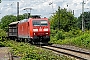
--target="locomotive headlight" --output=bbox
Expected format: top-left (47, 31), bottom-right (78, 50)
top-left (46, 33), bottom-right (48, 34)
top-left (44, 28), bottom-right (48, 31)
top-left (34, 33), bottom-right (36, 35)
top-left (33, 29), bottom-right (38, 32)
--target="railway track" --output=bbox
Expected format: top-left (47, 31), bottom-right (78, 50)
top-left (39, 45), bottom-right (90, 60)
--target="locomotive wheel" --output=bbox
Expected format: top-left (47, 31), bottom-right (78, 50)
top-left (27, 38), bottom-right (31, 43)
top-left (16, 38), bottom-right (20, 42)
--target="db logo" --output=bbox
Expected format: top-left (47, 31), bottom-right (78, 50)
top-left (39, 29), bottom-right (42, 31)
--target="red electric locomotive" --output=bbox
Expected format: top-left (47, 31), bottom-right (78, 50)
top-left (8, 15), bottom-right (50, 44)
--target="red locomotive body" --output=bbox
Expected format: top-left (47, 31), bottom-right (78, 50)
top-left (18, 19), bottom-right (29, 38)
top-left (8, 16), bottom-right (50, 44)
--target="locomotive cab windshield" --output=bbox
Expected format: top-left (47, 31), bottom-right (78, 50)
top-left (33, 20), bottom-right (48, 26)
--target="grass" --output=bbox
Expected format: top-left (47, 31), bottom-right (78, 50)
top-left (50, 29), bottom-right (90, 50)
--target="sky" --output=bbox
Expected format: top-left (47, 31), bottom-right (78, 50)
top-left (0, 0), bottom-right (90, 19)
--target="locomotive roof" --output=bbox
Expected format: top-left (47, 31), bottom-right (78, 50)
top-left (31, 15), bottom-right (41, 18)
top-left (9, 21), bottom-right (19, 25)
top-left (19, 19), bottom-right (28, 23)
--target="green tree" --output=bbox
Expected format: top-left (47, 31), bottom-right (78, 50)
top-left (0, 14), bottom-right (27, 31)
top-left (0, 15), bottom-right (17, 31)
top-left (18, 14), bottom-right (26, 20)
top-left (78, 12), bottom-right (90, 30)
top-left (50, 7), bottom-right (77, 31)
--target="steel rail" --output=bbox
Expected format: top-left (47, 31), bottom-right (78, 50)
top-left (50, 45), bottom-right (90, 55)
top-left (41, 46), bottom-right (90, 60)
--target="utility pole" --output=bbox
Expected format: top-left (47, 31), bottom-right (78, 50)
top-left (17, 2), bottom-right (19, 21)
top-left (58, 6), bottom-right (60, 30)
top-left (73, 10), bottom-right (74, 15)
top-left (82, 0), bottom-right (85, 32)
top-left (0, 0), bottom-right (1, 3)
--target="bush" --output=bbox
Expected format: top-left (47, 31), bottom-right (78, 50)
top-left (0, 42), bottom-right (5, 47)
top-left (72, 33), bottom-right (90, 48)
top-left (0, 40), bottom-right (74, 60)
top-left (56, 31), bottom-right (65, 40)
top-left (50, 29), bottom-right (90, 50)
top-left (50, 29), bottom-right (57, 36)
top-left (64, 29), bottom-right (82, 39)
top-left (0, 29), bottom-right (6, 37)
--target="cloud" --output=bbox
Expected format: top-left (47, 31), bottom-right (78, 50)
top-left (3, 0), bottom-right (20, 1)
top-left (0, 0), bottom-right (90, 19)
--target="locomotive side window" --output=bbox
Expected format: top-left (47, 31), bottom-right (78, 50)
top-left (33, 20), bottom-right (48, 26)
